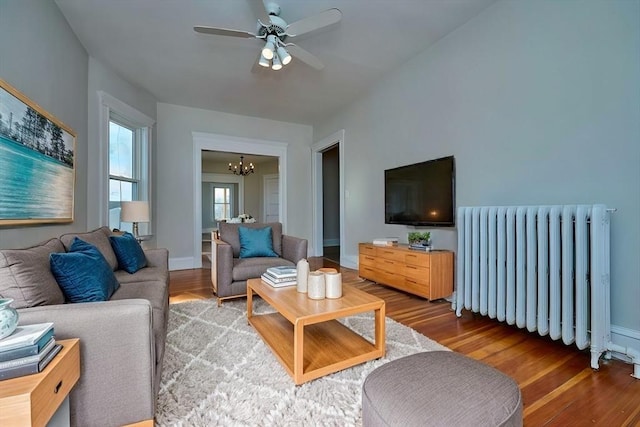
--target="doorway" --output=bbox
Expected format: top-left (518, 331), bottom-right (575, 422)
top-left (312, 129), bottom-right (345, 264)
top-left (322, 146), bottom-right (340, 262)
top-left (192, 132), bottom-right (288, 269)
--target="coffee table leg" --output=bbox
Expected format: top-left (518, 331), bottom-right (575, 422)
top-left (375, 304), bottom-right (386, 355)
top-left (293, 321), bottom-right (304, 384)
top-left (247, 285), bottom-right (253, 324)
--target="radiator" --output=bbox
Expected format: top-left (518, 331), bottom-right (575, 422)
top-left (454, 205), bottom-right (639, 378)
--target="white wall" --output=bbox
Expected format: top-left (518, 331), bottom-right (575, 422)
top-left (0, 0), bottom-right (89, 249)
top-left (156, 103), bottom-right (312, 268)
top-left (314, 1), bottom-right (639, 339)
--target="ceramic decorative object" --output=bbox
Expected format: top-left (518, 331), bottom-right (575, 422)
top-left (325, 272), bottom-right (342, 299)
top-left (296, 259), bottom-right (309, 293)
top-left (0, 298), bottom-right (19, 340)
top-left (307, 271), bottom-right (326, 300)
top-left (317, 267), bottom-right (338, 274)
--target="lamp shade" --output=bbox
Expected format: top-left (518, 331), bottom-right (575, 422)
top-left (121, 201), bottom-right (150, 223)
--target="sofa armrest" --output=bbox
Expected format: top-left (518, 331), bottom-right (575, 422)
top-left (282, 235), bottom-right (308, 264)
top-left (144, 247), bottom-right (169, 269)
top-left (211, 238), bottom-right (233, 297)
top-left (17, 300), bottom-right (155, 426)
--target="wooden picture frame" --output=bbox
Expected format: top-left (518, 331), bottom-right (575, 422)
top-left (0, 78), bottom-right (76, 225)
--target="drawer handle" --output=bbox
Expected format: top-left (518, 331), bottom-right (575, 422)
top-left (407, 265), bottom-right (417, 270)
top-left (54, 380), bottom-right (63, 394)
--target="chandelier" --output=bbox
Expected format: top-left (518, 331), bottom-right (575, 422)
top-left (228, 155), bottom-right (255, 176)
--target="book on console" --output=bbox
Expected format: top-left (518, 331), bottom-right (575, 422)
top-left (372, 237), bottom-right (399, 246)
top-left (0, 337), bottom-right (56, 370)
top-left (0, 343), bottom-right (63, 381)
top-left (0, 322), bottom-right (54, 353)
top-left (0, 329), bottom-right (55, 363)
top-left (265, 266), bottom-right (298, 278)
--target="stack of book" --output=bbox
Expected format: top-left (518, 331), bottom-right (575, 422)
top-left (261, 266), bottom-right (297, 288)
top-left (0, 322), bottom-right (62, 381)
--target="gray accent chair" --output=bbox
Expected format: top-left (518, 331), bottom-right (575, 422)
top-left (211, 222), bottom-right (307, 305)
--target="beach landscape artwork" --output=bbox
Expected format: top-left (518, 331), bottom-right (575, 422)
top-left (0, 79), bottom-right (76, 225)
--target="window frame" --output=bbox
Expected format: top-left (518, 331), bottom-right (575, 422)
top-left (98, 91), bottom-right (154, 234)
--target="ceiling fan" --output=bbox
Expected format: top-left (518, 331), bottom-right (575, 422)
top-left (194, 0), bottom-right (342, 71)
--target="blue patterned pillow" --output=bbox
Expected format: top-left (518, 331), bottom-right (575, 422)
top-left (238, 226), bottom-right (278, 258)
top-left (50, 238), bottom-right (120, 303)
top-left (109, 232), bottom-right (147, 274)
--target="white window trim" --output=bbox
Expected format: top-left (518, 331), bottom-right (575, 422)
top-left (98, 91), bottom-right (155, 231)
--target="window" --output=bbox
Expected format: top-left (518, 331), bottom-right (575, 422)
top-left (213, 185), bottom-right (234, 220)
top-left (100, 92), bottom-right (154, 234)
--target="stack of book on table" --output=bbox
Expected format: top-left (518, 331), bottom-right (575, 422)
top-left (261, 266), bottom-right (297, 288)
top-left (0, 322), bottom-right (62, 381)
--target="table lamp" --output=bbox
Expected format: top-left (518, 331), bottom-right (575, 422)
top-left (120, 201), bottom-right (150, 239)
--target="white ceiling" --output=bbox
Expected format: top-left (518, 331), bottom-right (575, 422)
top-left (54, 0), bottom-right (496, 125)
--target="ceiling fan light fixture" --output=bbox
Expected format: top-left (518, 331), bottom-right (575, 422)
top-left (276, 45), bottom-right (291, 65)
top-left (262, 35), bottom-right (276, 60)
top-left (258, 53), bottom-right (270, 67)
top-left (271, 52), bottom-right (283, 70)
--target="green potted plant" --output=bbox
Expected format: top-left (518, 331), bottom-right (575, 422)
top-left (408, 231), bottom-right (432, 247)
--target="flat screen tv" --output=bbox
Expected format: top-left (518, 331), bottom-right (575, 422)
top-left (384, 155), bottom-right (455, 227)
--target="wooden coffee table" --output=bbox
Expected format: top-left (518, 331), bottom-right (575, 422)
top-left (247, 278), bottom-right (386, 385)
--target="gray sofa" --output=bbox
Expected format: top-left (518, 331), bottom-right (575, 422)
top-left (211, 222), bottom-right (307, 304)
top-left (0, 226), bottom-right (168, 427)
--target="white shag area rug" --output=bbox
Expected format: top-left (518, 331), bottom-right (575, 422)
top-left (156, 298), bottom-right (449, 426)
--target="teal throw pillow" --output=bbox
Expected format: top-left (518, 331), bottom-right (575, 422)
top-left (50, 237), bottom-right (120, 303)
top-left (238, 226), bottom-right (278, 258)
top-left (109, 232), bottom-right (147, 274)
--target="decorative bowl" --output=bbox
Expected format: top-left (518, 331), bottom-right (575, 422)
top-left (0, 298), bottom-right (19, 340)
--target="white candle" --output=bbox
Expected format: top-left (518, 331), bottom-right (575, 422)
top-left (296, 259), bottom-right (309, 293)
top-left (307, 271), bottom-right (326, 300)
top-left (325, 272), bottom-right (342, 299)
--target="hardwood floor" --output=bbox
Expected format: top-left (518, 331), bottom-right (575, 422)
top-left (169, 259), bottom-right (640, 426)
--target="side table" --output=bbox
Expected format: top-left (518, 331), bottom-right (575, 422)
top-left (0, 338), bottom-right (80, 427)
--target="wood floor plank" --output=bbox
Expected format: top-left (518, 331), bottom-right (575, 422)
top-left (168, 259), bottom-right (640, 426)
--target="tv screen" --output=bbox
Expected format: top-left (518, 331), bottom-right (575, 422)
top-left (384, 156), bottom-right (455, 226)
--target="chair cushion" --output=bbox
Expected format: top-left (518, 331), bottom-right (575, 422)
top-left (219, 222), bottom-right (283, 257)
top-left (238, 226), bottom-right (278, 258)
top-left (0, 238), bottom-right (66, 309)
top-left (50, 238), bottom-right (120, 303)
top-left (110, 232), bottom-right (147, 273)
top-left (232, 257), bottom-right (295, 281)
top-left (60, 227), bottom-right (118, 271)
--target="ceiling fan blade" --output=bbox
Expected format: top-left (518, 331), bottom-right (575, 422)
top-left (285, 43), bottom-right (324, 70)
top-left (194, 26), bottom-right (256, 39)
top-left (249, 0), bottom-right (272, 26)
top-left (285, 8), bottom-right (342, 38)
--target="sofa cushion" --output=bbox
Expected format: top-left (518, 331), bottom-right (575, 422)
top-left (0, 238), bottom-right (66, 309)
top-left (238, 226), bottom-right (278, 258)
top-left (50, 238), bottom-right (120, 303)
top-left (110, 280), bottom-right (169, 370)
top-left (232, 257), bottom-right (295, 281)
top-left (115, 265), bottom-right (168, 284)
top-left (219, 222), bottom-right (283, 257)
top-left (110, 232), bottom-right (147, 273)
top-left (60, 227), bottom-right (118, 271)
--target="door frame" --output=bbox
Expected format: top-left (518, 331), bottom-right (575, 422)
top-left (311, 129), bottom-right (345, 261)
top-left (193, 132), bottom-right (288, 268)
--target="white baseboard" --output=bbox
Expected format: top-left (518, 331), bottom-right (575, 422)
top-left (610, 324), bottom-right (640, 363)
top-left (169, 256), bottom-right (197, 271)
top-left (323, 238), bottom-right (340, 247)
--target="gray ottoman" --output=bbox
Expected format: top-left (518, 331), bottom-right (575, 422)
top-left (362, 351), bottom-right (523, 427)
